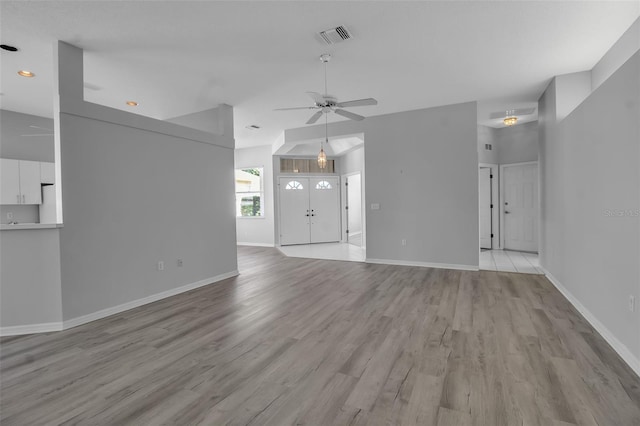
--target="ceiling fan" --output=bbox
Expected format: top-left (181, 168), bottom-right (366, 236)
top-left (275, 54), bottom-right (378, 124)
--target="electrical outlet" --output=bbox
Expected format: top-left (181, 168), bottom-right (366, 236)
top-left (401, 239), bottom-right (407, 246)
top-left (157, 261), bottom-right (164, 271)
top-left (177, 259), bottom-right (183, 267)
top-left (6, 212), bottom-right (13, 221)
top-left (629, 295), bottom-right (635, 312)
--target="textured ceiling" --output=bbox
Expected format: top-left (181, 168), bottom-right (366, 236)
top-left (1, 1), bottom-right (638, 148)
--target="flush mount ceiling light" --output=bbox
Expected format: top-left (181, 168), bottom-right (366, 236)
top-left (126, 101), bottom-right (138, 107)
top-left (17, 70), bottom-right (35, 77)
top-left (503, 116), bottom-right (517, 126)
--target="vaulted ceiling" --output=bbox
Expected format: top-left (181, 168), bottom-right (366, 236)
top-left (1, 1), bottom-right (638, 148)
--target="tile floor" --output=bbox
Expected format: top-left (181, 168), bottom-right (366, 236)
top-left (278, 243), bottom-right (542, 275)
top-left (278, 242), bottom-right (366, 263)
top-left (480, 249), bottom-right (543, 274)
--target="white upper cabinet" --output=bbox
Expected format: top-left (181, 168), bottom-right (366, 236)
top-left (0, 158), bottom-right (42, 205)
top-left (1, 158), bottom-right (21, 205)
top-left (40, 162), bottom-right (55, 184)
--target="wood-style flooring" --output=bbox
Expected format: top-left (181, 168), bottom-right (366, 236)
top-left (2, 246), bottom-right (640, 425)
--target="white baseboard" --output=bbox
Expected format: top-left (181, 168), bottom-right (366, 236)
top-left (0, 271), bottom-right (239, 337)
top-left (63, 270), bottom-right (239, 330)
top-left (366, 258), bottom-right (479, 271)
top-left (542, 267), bottom-right (640, 377)
top-left (0, 322), bottom-right (63, 337)
top-left (237, 242), bottom-right (274, 247)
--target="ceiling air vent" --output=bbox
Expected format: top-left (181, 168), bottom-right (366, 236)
top-left (319, 26), bottom-right (352, 45)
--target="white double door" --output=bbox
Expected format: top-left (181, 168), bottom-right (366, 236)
top-left (279, 176), bottom-right (341, 245)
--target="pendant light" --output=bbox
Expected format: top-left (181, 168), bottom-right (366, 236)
top-left (318, 113), bottom-right (328, 169)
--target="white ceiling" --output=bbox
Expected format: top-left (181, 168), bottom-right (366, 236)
top-left (1, 1), bottom-right (638, 149)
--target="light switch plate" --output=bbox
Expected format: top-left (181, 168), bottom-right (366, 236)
top-left (371, 203), bottom-right (380, 210)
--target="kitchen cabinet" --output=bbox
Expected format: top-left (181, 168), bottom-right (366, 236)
top-left (0, 158), bottom-right (42, 205)
top-left (40, 162), bottom-right (55, 184)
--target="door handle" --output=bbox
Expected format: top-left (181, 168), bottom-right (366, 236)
top-left (505, 211), bottom-right (511, 214)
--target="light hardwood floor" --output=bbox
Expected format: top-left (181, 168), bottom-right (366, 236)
top-left (2, 246), bottom-right (639, 425)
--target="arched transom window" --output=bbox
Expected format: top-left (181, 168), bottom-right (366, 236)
top-left (315, 180), bottom-right (332, 190)
top-left (285, 180), bottom-right (304, 190)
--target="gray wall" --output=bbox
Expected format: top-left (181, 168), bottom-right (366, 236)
top-left (494, 121), bottom-right (538, 164)
top-left (478, 122), bottom-right (538, 165)
top-left (58, 113), bottom-right (238, 320)
top-left (365, 103), bottom-right (478, 267)
top-left (0, 109), bottom-right (54, 162)
top-left (539, 51), bottom-right (640, 359)
top-left (0, 229), bottom-right (63, 326)
top-left (285, 102), bottom-right (479, 268)
top-left (477, 125), bottom-right (498, 164)
top-left (591, 17), bottom-right (639, 91)
top-left (339, 146), bottom-right (365, 176)
top-left (235, 145), bottom-right (275, 246)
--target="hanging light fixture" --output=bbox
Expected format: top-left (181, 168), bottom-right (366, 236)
top-left (318, 113), bottom-right (328, 169)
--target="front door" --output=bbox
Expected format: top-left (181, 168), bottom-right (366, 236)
top-left (503, 163), bottom-right (538, 252)
top-left (279, 177), bottom-right (311, 245)
top-left (309, 177), bottom-right (341, 243)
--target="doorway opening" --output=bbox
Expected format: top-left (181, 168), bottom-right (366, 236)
top-left (343, 172), bottom-right (363, 248)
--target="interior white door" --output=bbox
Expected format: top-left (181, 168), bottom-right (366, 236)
top-left (479, 167), bottom-right (492, 249)
top-left (346, 174), bottom-right (363, 246)
top-left (309, 177), bottom-right (341, 243)
top-left (503, 163), bottom-right (538, 252)
top-left (279, 177), bottom-right (311, 245)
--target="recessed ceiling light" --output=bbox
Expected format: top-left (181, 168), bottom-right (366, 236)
top-left (18, 70), bottom-right (35, 78)
top-left (1, 44), bottom-right (18, 52)
top-left (126, 101), bottom-right (138, 107)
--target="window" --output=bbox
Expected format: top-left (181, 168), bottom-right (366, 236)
top-left (285, 180), bottom-right (304, 190)
top-left (235, 168), bottom-right (264, 217)
top-left (315, 180), bottom-right (332, 190)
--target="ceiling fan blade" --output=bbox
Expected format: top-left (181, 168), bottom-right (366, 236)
top-left (306, 91), bottom-right (326, 105)
top-left (334, 109), bottom-right (365, 121)
top-left (274, 106), bottom-right (317, 111)
top-left (336, 98), bottom-right (378, 108)
top-left (306, 111), bottom-right (323, 125)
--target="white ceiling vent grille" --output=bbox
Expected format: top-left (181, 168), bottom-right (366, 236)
top-left (319, 26), bottom-right (352, 45)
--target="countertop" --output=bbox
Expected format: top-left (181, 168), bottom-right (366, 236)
top-left (0, 223), bottom-right (63, 231)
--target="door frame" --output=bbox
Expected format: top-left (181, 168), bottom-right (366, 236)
top-left (479, 163), bottom-right (500, 250)
top-left (499, 161), bottom-right (539, 251)
top-left (341, 171), bottom-right (365, 247)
